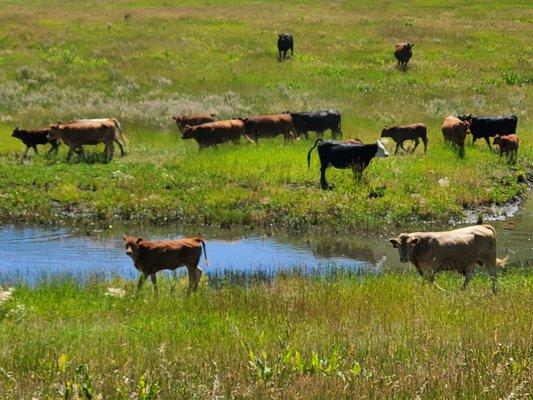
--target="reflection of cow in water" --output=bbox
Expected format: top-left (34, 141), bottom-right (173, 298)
top-left (310, 241), bottom-right (377, 266)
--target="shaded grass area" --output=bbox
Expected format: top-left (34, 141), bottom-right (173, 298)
top-left (0, 0), bottom-right (531, 229)
top-left (0, 271), bottom-right (531, 398)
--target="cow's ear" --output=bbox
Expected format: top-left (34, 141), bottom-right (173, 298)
top-left (15, 126), bottom-right (19, 132)
top-left (388, 238), bottom-right (399, 248)
top-left (122, 235), bottom-right (127, 241)
top-left (409, 237), bottom-right (420, 245)
top-left (410, 43), bottom-right (414, 47)
top-left (136, 237), bottom-right (143, 244)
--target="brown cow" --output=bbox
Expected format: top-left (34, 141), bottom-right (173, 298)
top-left (60, 118), bottom-right (127, 156)
top-left (182, 119), bottom-right (251, 149)
top-left (48, 121), bottom-right (116, 162)
top-left (389, 225), bottom-right (507, 294)
top-left (493, 134), bottom-right (519, 162)
top-left (394, 42), bottom-right (413, 68)
top-left (11, 127), bottom-right (60, 159)
top-left (173, 113), bottom-right (219, 133)
top-left (381, 123), bottom-right (427, 154)
top-left (123, 235), bottom-right (208, 294)
top-left (240, 114), bottom-right (296, 142)
top-left (442, 115), bottom-right (470, 156)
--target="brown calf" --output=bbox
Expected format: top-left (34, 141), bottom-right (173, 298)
top-left (123, 235), bottom-right (208, 294)
top-left (48, 121), bottom-right (116, 162)
top-left (182, 119), bottom-right (250, 149)
top-left (11, 127), bottom-right (59, 159)
top-left (493, 134), bottom-right (519, 162)
top-left (394, 42), bottom-right (413, 68)
top-left (381, 123), bottom-right (427, 154)
top-left (240, 114), bottom-right (296, 142)
top-left (173, 113), bottom-right (218, 133)
top-left (442, 115), bottom-right (470, 156)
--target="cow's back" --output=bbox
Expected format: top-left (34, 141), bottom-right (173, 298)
top-left (136, 238), bottom-right (202, 273)
top-left (55, 122), bottom-right (115, 145)
top-left (413, 225), bottom-right (497, 271)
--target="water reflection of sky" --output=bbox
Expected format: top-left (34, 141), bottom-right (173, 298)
top-left (0, 194), bottom-right (530, 285)
top-left (0, 228), bottom-right (372, 285)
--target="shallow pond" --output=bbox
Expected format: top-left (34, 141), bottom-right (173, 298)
top-left (0, 193), bottom-right (531, 285)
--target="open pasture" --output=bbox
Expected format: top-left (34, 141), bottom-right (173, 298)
top-left (0, 0), bottom-right (531, 229)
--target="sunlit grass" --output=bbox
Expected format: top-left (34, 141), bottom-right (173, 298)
top-left (0, 270), bottom-right (531, 398)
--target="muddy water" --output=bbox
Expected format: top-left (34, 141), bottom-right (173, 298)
top-left (0, 194), bottom-right (531, 285)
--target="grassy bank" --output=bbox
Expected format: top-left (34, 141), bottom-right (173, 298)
top-left (0, 0), bottom-right (531, 229)
top-left (0, 271), bottom-right (531, 399)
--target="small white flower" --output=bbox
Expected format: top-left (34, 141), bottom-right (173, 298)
top-left (105, 287), bottom-right (126, 298)
top-left (438, 178), bottom-right (450, 187)
top-left (0, 287), bottom-right (14, 304)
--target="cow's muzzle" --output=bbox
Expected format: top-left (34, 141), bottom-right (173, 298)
top-left (400, 257), bottom-right (408, 263)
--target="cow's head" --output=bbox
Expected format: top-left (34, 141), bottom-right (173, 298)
top-left (493, 134), bottom-right (502, 146)
top-left (181, 125), bottom-right (195, 139)
top-left (380, 127), bottom-right (392, 138)
top-left (210, 112), bottom-right (218, 118)
top-left (376, 140), bottom-right (389, 158)
top-left (459, 119), bottom-right (471, 134)
top-left (457, 114), bottom-right (472, 123)
top-left (11, 127), bottom-right (21, 138)
top-left (389, 233), bottom-right (420, 263)
top-left (47, 124), bottom-right (61, 141)
top-left (172, 116), bottom-right (182, 122)
top-left (123, 235), bottom-right (143, 260)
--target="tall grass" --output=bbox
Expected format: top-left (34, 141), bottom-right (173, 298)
top-left (0, 271), bottom-right (531, 398)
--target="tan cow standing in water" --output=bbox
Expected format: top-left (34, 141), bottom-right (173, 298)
top-left (389, 225), bottom-right (507, 293)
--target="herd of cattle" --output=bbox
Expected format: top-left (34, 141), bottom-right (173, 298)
top-left (10, 109), bottom-right (520, 190)
top-left (6, 37), bottom-right (521, 295)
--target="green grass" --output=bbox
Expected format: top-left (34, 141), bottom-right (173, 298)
top-left (0, 271), bottom-right (531, 399)
top-left (0, 0), bottom-right (531, 229)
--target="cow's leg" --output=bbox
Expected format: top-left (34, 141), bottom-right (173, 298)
top-left (394, 142), bottom-right (400, 155)
top-left (150, 273), bottom-right (158, 296)
top-left (22, 146), bottom-right (30, 159)
top-left (422, 137), bottom-right (428, 153)
top-left (48, 143), bottom-right (57, 154)
top-left (32, 145), bottom-right (39, 155)
top-left (412, 138), bottom-right (420, 153)
top-left (320, 165), bottom-right (329, 190)
top-left (187, 265), bottom-right (203, 293)
top-left (484, 136), bottom-right (492, 149)
top-left (462, 270), bottom-right (474, 290)
top-left (136, 273), bottom-right (148, 297)
top-left (399, 140), bottom-right (408, 153)
top-left (278, 49), bottom-right (282, 59)
top-left (291, 46), bottom-right (294, 56)
top-left (66, 146), bottom-right (75, 162)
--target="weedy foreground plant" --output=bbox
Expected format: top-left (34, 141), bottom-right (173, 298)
top-left (0, 272), bottom-right (531, 399)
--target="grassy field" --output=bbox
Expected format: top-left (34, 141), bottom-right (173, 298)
top-left (0, 272), bottom-right (531, 399)
top-left (0, 0), bottom-right (531, 230)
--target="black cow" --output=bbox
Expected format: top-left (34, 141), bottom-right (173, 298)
top-left (11, 127), bottom-right (60, 159)
top-left (277, 33), bottom-right (293, 59)
top-left (457, 115), bottom-right (517, 148)
top-left (307, 139), bottom-right (389, 190)
top-left (289, 109), bottom-right (342, 139)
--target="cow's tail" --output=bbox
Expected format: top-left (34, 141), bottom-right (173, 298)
top-left (199, 238), bottom-right (209, 266)
top-left (496, 256), bottom-right (508, 269)
top-left (114, 119), bottom-right (128, 145)
top-left (307, 139), bottom-right (323, 168)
